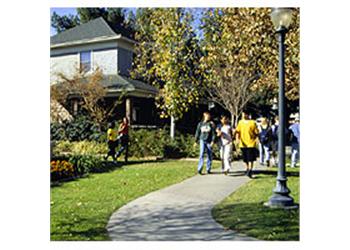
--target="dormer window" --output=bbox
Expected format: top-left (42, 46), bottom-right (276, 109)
top-left (80, 51), bottom-right (91, 72)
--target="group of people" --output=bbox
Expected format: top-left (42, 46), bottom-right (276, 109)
top-left (194, 110), bottom-right (300, 178)
top-left (258, 115), bottom-right (300, 169)
top-left (104, 117), bottom-right (129, 163)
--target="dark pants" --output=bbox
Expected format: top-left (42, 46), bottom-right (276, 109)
top-left (116, 134), bottom-right (129, 163)
top-left (106, 140), bottom-right (117, 160)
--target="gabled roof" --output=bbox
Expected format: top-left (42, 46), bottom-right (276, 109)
top-left (102, 74), bottom-right (158, 97)
top-left (50, 17), bottom-right (134, 46)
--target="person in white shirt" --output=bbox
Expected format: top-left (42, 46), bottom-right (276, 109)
top-left (216, 116), bottom-right (234, 175)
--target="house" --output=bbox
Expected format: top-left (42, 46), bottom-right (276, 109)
top-left (50, 17), bottom-right (159, 126)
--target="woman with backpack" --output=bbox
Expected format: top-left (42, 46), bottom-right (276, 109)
top-left (258, 117), bottom-right (272, 167)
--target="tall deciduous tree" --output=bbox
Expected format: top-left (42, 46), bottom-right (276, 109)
top-left (199, 8), bottom-right (299, 125)
top-left (131, 8), bottom-right (201, 137)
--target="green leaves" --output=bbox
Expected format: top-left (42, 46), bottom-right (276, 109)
top-left (131, 8), bottom-right (201, 119)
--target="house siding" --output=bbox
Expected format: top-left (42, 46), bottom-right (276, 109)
top-left (93, 49), bottom-right (118, 75)
top-left (50, 39), bottom-right (135, 81)
top-left (50, 53), bottom-right (78, 84)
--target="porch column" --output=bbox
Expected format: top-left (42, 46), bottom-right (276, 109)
top-left (73, 99), bottom-right (78, 115)
top-left (126, 97), bottom-right (132, 125)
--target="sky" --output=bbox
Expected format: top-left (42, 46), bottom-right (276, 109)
top-left (50, 7), bottom-right (203, 37)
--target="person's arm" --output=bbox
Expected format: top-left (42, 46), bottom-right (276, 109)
top-left (253, 122), bottom-right (259, 137)
top-left (194, 122), bottom-right (201, 143)
top-left (229, 126), bottom-right (234, 139)
top-left (118, 123), bottom-right (125, 133)
top-left (233, 122), bottom-right (240, 140)
top-left (211, 123), bottom-right (216, 143)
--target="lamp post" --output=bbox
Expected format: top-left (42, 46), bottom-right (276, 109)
top-left (266, 8), bottom-right (297, 209)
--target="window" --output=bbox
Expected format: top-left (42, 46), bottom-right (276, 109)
top-left (80, 51), bottom-right (91, 72)
top-left (118, 48), bottom-right (133, 76)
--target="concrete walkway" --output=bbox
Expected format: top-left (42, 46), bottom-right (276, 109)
top-left (107, 161), bottom-right (264, 241)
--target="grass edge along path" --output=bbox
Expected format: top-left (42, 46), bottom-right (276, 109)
top-left (212, 167), bottom-right (300, 241)
top-left (51, 160), bottom-right (220, 241)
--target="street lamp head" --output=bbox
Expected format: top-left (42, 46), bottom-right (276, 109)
top-left (270, 8), bottom-right (295, 31)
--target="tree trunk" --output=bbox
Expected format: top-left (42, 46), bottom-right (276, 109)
top-left (170, 115), bottom-right (175, 139)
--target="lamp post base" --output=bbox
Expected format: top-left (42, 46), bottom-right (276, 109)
top-left (264, 193), bottom-right (298, 209)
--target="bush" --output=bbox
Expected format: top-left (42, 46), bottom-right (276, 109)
top-left (53, 140), bottom-right (107, 156)
top-left (128, 129), bottom-right (170, 158)
top-left (52, 128), bottom-right (226, 160)
top-left (51, 114), bottom-right (104, 142)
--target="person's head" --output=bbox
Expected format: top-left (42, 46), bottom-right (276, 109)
top-left (261, 117), bottom-right (268, 125)
top-left (123, 117), bottom-right (129, 124)
top-left (203, 112), bottom-right (211, 122)
top-left (109, 121), bottom-right (115, 129)
top-left (274, 116), bottom-right (279, 123)
top-left (220, 115), bottom-right (229, 125)
top-left (242, 110), bottom-right (250, 120)
top-left (295, 117), bottom-right (300, 123)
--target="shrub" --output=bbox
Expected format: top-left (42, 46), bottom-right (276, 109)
top-left (51, 114), bottom-right (104, 142)
top-left (68, 154), bottom-right (117, 174)
top-left (53, 140), bottom-right (107, 156)
top-left (52, 128), bottom-right (226, 160)
top-left (128, 128), bottom-right (171, 158)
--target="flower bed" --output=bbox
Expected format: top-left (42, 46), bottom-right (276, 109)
top-left (50, 154), bottom-right (120, 184)
top-left (50, 160), bottom-right (76, 182)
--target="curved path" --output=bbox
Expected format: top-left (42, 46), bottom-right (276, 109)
top-left (107, 161), bottom-right (264, 241)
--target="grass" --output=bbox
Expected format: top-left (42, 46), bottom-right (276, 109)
top-left (212, 166), bottom-right (300, 241)
top-left (51, 159), bottom-right (220, 241)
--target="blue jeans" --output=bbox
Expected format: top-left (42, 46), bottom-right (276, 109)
top-left (259, 142), bottom-right (270, 164)
top-left (197, 140), bottom-right (213, 172)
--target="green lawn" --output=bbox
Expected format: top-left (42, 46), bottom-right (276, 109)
top-left (212, 167), bottom-right (300, 241)
top-left (51, 160), bottom-right (220, 241)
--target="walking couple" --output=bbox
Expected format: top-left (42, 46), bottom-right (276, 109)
top-left (195, 110), bottom-right (259, 178)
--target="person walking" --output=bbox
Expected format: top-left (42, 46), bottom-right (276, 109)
top-left (233, 110), bottom-right (259, 178)
top-left (289, 116), bottom-right (300, 168)
top-left (104, 121), bottom-right (117, 161)
top-left (270, 116), bottom-right (279, 167)
top-left (258, 117), bottom-right (272, 167)
top-left (216, 116), bottom-right (234, 175)
top-left (195, 112), bottom-right (216, 175)
top-left (116, 117), bottom-right (129, 163)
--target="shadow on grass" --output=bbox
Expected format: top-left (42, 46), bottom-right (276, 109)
top-left (122, 159), bottom-right (165, 166)
top-left (212, 202), bottom-right (300, 241)
top-left (252, 169), bottom-right (299, 177)
top-left (51, 217), bottom-right (109, 241)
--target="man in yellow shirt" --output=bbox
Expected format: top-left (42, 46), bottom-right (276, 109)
top-left (233, 110), bottom-right (259, 178)
top-left (104, 122), bottom-right (117, 161)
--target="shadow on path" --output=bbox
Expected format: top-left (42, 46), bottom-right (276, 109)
top-left (107, 202), bottom-right (254, 241)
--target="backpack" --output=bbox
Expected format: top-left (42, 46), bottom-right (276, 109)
top-left (260, 127), bottom-right (270, 144)
top-left (271, 125), bottom-right (278, 141)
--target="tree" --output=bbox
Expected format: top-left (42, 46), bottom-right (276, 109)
top-left (51, 12), bottom-right (80, 33)
top-left (124, 10), bottom-right (136, 32)
top-left (51, 8), bottom-right (130, 34)
top-left (131, 8), bottom-right (201, 137)
top-left (77, 8), bottom-right (108, 23)
top-left (51, 68), bottom-right (124, 128)
top-left (199, 8), bottom-right (299, 126)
